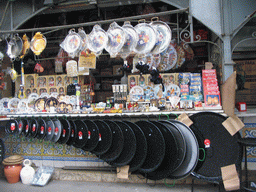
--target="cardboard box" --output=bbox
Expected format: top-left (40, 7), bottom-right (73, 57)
top-left (235, 60), bottom-right (256, 105)
top-left (113, 65), bottom-right (123, 76)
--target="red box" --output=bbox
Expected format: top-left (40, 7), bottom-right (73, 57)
top-left (236, 102), bottom-right (247, 112)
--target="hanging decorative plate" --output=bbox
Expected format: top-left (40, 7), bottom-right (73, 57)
top-left (164, 84), bottom-right (180, 98)
top-left (151, 54), bottom-right (161, 70)
top-left (105, 22), bottom-right (126, 58)
top-left (134, 20), bottom-right (157, 55)
top-left (18, 99), bottom-right (27, 112)
top-left (31, 32), bottom-right (47, 56)
top-left (87, 24), bottom-right (108, 54)
top-left (154, 84), bottom-right (163, 99)
top-left (150, 18), bottom-right (172, 55)
top-left (0, 98), bottom-right (10, 108)
top-left (132, 53), bottom-right (153, 72)
top-left (66, 104), bottom-right (73, 113)
top-left (129, 86), bottom-right (144, 102)
top-left (158, 43), bottom-right (177, 72)
top-left (26, 97), bottom-right (37, 111)
top-left (60, 29), bottom-right (82, 58)
top-left (78, 27), bottom-right (87, 53)
top-left (56, 102), bottom-right (67, 113)
top-left (8, 98), bottom-right (20, 109)
top-left (45, 97), bottom-right (59, 112)
top-left (40, 92), bottom-right (50, 99)
top-left (6, 34), bottom-right (23, 60)
top-left (143, 86), bottom-right (155, 101)
top-left (34, 98), bottom-right (46, 112)
top-left (28, 93), bottom-right (39, 100)
top-left (119, 21), bottom-right (139, 60)
top-left (176, 45), bottom-right (186, 68)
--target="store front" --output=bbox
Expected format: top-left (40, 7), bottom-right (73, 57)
top-left (0, 0), bottom-right (255, 190)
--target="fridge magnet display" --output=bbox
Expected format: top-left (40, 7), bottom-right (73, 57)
top-left (25, 75), bottom-right (36, 88)
top-left (37, 76), bottom-right (47, 87)
top-left (32, 88), bottom-right (38, 94)
top-left (25, 89), bottom-right (31, 97)
top-left (56, 76), bottom-right (63, 86)
top-left (49, 87), bottom-right (58, 95)
top-left (58, 87), bottom-right (65, 94)
top-left (128, 75), bottom-right (138, 91)
top-left (39, 88), bottom-right (48, 95)
top-left (48, 76), bottom-right (55, 87)
top-left (64, 76), bottom-right (71, 85)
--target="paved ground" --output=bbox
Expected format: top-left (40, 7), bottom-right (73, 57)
top-left (0, 177), bottom-right (224, 192)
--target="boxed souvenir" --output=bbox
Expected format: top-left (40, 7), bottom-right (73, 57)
top-left (25, 88), bottom-right (32, 97)
top-left (31, 88), bottom-right (38, 94)
top-left (48, 76), bottom-right (56, 87)
top-left (37, 76), bottom-right (47, 88)
top-left (190, 73), bottom-right (203, 101)
top-left (178, 73), bottom-right (191, 100)
top-left (25, 74), bottom-right (37, 89)
top-left (39, 87), bottom-right (48, 95)
top-left (72, 76), bottom-right (78, 84)
top-left (49, 87), bottom-right (58, 94)
top-left (128, 75), bottom-right (138, 91)
top-left (56, 75), bottom-right (64, 86)
top-left (64, 75), bottom-right (71, 85)
top-left (138, 74), bottom-right (147, 87)
top-left (202, 69), bottom-right (221, 107)
top-left (58, 86), bottom-right (65, 94)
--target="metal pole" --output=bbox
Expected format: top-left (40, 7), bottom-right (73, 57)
top-left (0, 8), bottom-right (188, 34)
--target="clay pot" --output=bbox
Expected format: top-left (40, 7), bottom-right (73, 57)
top-left (4, 164), bottom-right (22, 183)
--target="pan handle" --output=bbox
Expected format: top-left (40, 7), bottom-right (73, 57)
top-left (198, 148), bottom-right (206, 161)
top-left (158, 113), bottom-right (169, 121)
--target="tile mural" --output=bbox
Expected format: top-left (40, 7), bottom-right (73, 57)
top-left (242, 123), bottom-right (256, 162)
top-left (2, 133), bottom-right (102, 163)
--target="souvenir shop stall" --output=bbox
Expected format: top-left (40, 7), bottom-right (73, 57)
top-left (0, 2), bottom-right (250, 190)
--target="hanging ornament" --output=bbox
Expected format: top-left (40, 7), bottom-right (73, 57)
top-left (31, 32), bottom-right (47, 56)
top-left (20, 34), bottom-right (30, 59)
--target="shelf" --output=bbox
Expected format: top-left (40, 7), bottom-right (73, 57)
top-left (94, 75), bottom-right (123, 78)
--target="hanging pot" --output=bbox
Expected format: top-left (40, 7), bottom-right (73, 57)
top-left (150, 17), bottom-right (172, 55)
top-left (6, 34), bottom-right (23, 60)
top-left (142, 121), bottom-right (179, 180)
top-left (22, 118), bottom-right (30, 137)
top-left (87, 24), bottom-right (108, 54)
top-left (119, 21), bottom-right (139, 60)
top-left (98, 120), bottom-right (124, 162)
top-left (44, 119), bottom-right (55, 141)
top-left (31, 32), bottom-right (47, 56)
top-left (17, 119), bottom-right (25, 135)
top-left (78, 27), bottom-right (88, 53)
top-left (91, 120), bottom-right (112, 155)
top-left (189, 112), bottom-right (242, 182)
top-left (105, 22), bottom-right (126, 58)
top-left (73, 119), bottom-right (88, 148)
top-left (51, 119), bottom-right (62, 143)
top-left (30, 118), bottom-right (39, 138)
top-left (60, 28), bottom-right (82, 58)
top-left (135, 120), bottom-right (165, 173)
top-left (134, 20), bottom-right (157, 55)
top-left (166, 120), bottom-right (199, 180)
top-left (36, 118), bottom-right (47, 140)
top-left (5, 119), bottom-right (19, 134)
top-left (106, 121), bottom-right (136, 167)
top-left (57, 118), bottom-right (71, 144)
top-left (66, 120), bottom-right (77, 146)
top-left (122, 121), bottom-right (147, 172)
top-left (82, 120), bottom-right (99, 152)
top-left (158, 120), bottom-right (186, 173)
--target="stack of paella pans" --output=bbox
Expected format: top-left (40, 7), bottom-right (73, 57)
top-left (5, 112), bottom-right (242, 181)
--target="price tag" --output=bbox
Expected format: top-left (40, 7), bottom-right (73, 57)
top-left (78, 131), bottom-right (83, 140)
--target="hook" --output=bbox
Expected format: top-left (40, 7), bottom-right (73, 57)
top-left (158, 113), bottom-right (169, 121)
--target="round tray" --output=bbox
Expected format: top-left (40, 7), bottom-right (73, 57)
top-left (97, 120), bottom-right (123, 161)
